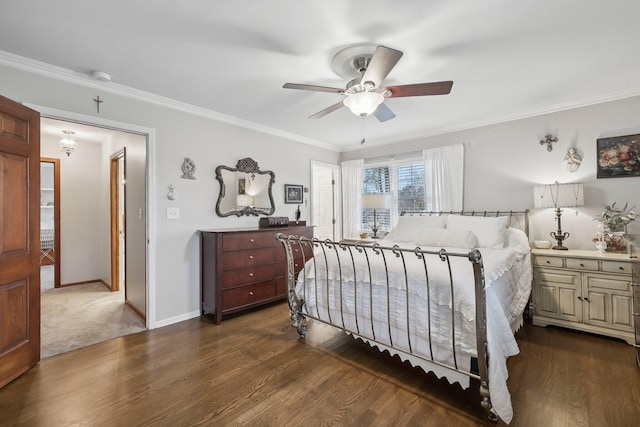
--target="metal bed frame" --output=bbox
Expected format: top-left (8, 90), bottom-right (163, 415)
top-left (276, 210), bottom-right (529, 422)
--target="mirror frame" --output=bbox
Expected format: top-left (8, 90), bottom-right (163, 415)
top-left (215, 157), bottom-right (276, 217)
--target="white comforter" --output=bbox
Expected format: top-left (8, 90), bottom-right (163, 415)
top-left (294, 230), bottom-right (531, 424)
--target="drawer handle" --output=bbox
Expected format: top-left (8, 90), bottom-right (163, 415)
top-left (577, 296), bottom-right (583, 301)
top-left (580, 263), bottom-right (585, 267)
top-left (584, 297), bottom-right (590, 303)
top-left (249, 291), bottom-right (254, 296)
top-left (249, 273), bottom-right (254, 277)
top-left (294, 263), bottom-right (299, 268)
top-left (250, 238), bottom-right (255, 242)
top-left (249, 255), bottom-right (254, 259)
top-left (546, 260), bottom-right (550, 264)
top-left (619, 266), bottom-right (624, 270)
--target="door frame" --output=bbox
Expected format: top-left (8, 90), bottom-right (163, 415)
top-left (29, 104), bottom-right (157, 329)
top-left (110, 149), bottom-right (126, 293)
top-left (40, 157), bottom-right (61, 288)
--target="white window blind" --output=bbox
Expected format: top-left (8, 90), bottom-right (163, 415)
top-left (361, 160), bottom-right (425, 234)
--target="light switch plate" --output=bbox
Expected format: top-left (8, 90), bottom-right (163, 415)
top-left (166, 207), bottom-right (180, 219)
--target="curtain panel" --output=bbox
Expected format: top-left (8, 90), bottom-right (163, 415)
top-left (341, 159), bottom-right (364, 238)
top-left (423, 144), bottom-right (464, 212)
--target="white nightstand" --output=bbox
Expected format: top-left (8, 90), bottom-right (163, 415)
top-left (531, 248), bottom-right (635, 345)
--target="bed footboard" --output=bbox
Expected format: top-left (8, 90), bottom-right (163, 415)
top-left (276, 233), bottom-right (496, 422)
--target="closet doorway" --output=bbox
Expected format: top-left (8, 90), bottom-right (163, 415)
top-left (40, 158), bottom-right (60, 289)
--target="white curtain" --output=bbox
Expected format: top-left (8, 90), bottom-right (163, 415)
top-left (423, 144), bottom-right (464, 212)
top-left (341, 159), bottom-right (363, 238)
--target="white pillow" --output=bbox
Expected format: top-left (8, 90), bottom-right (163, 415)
top-left (446, 215), bottom-right (509, 249)
top-left (386, 215), bottom-right (446, 242)
top-left (415, 228), bottom-right (479, 249)
top-left (504, 227), bottom-right (531, 257)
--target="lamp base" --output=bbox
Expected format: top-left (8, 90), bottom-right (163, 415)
top-left (550, 208), bottom-right (570, 251)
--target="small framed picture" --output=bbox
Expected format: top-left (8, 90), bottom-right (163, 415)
top-left (596, 134), bottom-right (640, 178)
top-left (284, 184), bottom-right (303, 204)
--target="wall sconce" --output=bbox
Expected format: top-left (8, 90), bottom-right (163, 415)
top-left (539, 134), bottom-right (558, 152)
top-left (533, 181), bottom-right (584, 250)
top-left (59, 130), bottom-right (78, 156)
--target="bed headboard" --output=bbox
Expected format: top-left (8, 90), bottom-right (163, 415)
top-left (400, 209), bottom-right (530, 237)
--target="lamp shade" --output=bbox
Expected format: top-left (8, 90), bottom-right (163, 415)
top-left (343, 92), bottom-right (384, 117)
top-left (362, 193), bottom-right (390, 209)
top-left (534, 182), bottom-right (584, 208)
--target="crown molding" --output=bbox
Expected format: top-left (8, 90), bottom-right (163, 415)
top-left (0, 50), bottom-right (340, 152)
top-left (342, 86), bottom-right (640, 152)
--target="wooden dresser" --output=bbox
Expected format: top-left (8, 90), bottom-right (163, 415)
top-left (200, 225), bottom-right (313, 324)
top-left (531, 248), bottom-right (635, 345)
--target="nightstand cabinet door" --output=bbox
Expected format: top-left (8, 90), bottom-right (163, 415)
top-left (584, 273), bottom-right (634, 330)
top-left (536, 269), bottom-right (582, 322)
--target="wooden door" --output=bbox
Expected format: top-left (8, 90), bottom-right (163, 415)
top-left (0, 95), bottom-right (41, 388)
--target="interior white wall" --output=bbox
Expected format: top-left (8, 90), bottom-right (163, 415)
top-left (0, 63), bottom-right (340, 325)
top-left (40, 134), bottom-right (103, 284)
top-left (341, 95), bottom-right (640, 250)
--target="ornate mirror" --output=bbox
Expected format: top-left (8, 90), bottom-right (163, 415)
top-left (215, 157), bottom-right (276, 217)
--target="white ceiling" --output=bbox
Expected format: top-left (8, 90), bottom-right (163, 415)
top-left (3, 1), bottom-right (640, 151)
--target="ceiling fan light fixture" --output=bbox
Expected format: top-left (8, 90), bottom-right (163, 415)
top-left (343, 91), bottom-right (384, 117)
top-left (59, 130), bottom-right (78, 156)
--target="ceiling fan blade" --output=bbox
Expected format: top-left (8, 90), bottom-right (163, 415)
top-left (283, 83), bottom-right (344, 94)
top-left (374, 103), bottom-right (396, 122)
top-left (309, 101), bottom-right (345, 119)
top-left (384, 81), bottom-right (453, 98)
top-left (361, 46), bottom-right (403, 88)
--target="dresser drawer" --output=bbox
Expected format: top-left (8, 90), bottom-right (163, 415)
top-left (565, 258), bottom-right (599, 271)
top-left (275, 259), bottom-right (306, 277)
top-left (221, 264), bottom-right (275, 288)
top-left (222, 281), bottom-right (277, 310)
top-left (275, 235), bottom-right (314, 261)
top-left (221, 247), bottom-right (275, 271)
top-left (534, 256), bottom-right (563, 268)
top-left (601, 260), bottom-right (632, 274)
top-left (222, 232), bottom-right (274, 251)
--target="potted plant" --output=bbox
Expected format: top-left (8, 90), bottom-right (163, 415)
top-left (593, 202), bottom-right (636, 252)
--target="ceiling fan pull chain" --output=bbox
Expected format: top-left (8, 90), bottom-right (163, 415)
top-left (360, 118), bottom-right (366, 145)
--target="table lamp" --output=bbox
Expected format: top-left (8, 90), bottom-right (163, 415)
top-left (533, 181), bottom-right (584, 250)
top-left (362, 193), bottom-right (390, 239)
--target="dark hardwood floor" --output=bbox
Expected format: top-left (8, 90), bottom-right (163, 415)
top-left (0, 302), bottom-right (638, 426)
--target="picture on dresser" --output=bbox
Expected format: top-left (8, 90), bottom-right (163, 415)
top-left (284, 184), bottom-right (303, 204)
top-left (596, 134), bottom-right (640, 178)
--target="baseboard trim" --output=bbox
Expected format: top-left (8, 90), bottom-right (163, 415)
top-left (155, 310), bottom-right (201, 329)
top-left (60, 279), bottom-right (109, 288)
top-left (125, 299), bottom-right (146, 322)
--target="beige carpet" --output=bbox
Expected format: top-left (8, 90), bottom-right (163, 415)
top-left (41, 283), bottom-right (146, 359)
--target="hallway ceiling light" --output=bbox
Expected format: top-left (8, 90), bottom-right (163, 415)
top-left (59, 130), bottom-right (78, 156)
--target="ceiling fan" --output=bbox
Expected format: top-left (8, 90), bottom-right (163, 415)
top-left (283, 45), bottom-right (453, 122)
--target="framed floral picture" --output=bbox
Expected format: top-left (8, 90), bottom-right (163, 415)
top-left (597, 134), bottom-right (640, 178)
top-left (284, 184), bottom-right (303, 204)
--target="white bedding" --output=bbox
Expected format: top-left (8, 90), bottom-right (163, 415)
top-left (294, 228), bottom-right (531, 424)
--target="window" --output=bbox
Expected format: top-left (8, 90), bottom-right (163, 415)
top-left (362, 160), bottom-right (425, 234)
